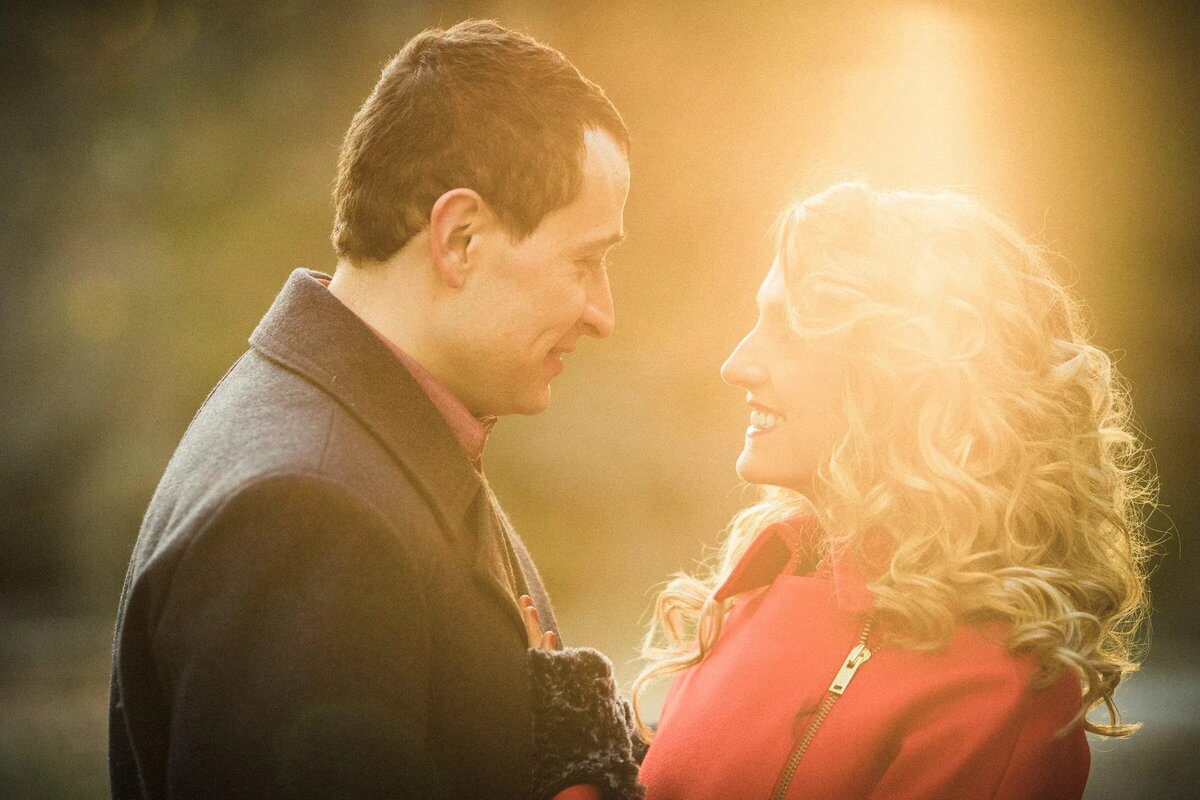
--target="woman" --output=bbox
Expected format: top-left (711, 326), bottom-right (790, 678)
top-left (633, 183), bottom-right (1155, 799)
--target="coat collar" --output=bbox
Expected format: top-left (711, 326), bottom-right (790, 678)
top-left (249, 269), bottom-right (545, 642)
top-left (248, 268), bottom-right (484, 541)
top-left (713, 513), bottom-right (877, 613)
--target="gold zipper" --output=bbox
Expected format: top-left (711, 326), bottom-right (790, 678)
top-left (769, 618), bottom-right (876, 800)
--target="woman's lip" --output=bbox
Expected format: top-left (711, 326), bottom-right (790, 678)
top-left (746, 424), bottom-right (777, 438)
top-left (746, 403), bottom-right (786, 436)
top-left (748, 400), bottom-right (783, 415)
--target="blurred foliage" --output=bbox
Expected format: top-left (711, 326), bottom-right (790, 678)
top-left (1, 1), bottom-right (1197, 797)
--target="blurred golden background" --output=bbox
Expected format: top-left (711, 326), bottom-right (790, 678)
top-left (1, 1), bottom-right (1196, 797)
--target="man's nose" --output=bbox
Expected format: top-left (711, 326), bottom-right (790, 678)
top-left (581, 271), bottom-right (615, 339)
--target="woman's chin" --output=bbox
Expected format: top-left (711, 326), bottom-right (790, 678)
top-left (734, 455), bottom-right (775, 487)
top-left (736, 456), bottom-right (812, 494)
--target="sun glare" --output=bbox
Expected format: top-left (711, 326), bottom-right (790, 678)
top-left (807, 4), bottom-right (980, 189)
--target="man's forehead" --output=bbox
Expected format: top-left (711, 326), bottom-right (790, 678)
top-left (540, 128), bottom-right (628, 245)
top-left (583, 127), bottom-right (630, 176)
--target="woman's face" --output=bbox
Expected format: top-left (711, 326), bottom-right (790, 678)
top-left (721, 261), bottom-right (847, 495)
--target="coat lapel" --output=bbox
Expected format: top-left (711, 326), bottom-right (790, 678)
top-left (248, 268), bottom-right (532, 642)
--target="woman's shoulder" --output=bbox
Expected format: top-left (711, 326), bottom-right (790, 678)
top-left (860, 620), bottom-right (1090, 800)
top-left (881, 618), bottom-right (1083, 721)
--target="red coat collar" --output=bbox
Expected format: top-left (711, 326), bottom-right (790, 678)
top-left (713, 514), bottom-right (876, 612)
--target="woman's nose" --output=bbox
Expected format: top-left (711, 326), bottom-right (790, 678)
top-left (721, 333), bottom-right (768, 389)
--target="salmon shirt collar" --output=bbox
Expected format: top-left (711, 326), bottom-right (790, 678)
top-left (314, 276), bottom-right (493, 469)
top-left (713, 514), bottom-right (876, 612)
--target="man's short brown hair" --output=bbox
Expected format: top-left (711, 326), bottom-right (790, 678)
top-left (331, 19), bottom-right (630, 263)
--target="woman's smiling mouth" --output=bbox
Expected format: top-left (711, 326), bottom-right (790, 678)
top-left (747, 402), bottom-right (786, 436)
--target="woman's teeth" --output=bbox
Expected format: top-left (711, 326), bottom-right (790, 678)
top-left (751, 409), bottom-right (783, 429)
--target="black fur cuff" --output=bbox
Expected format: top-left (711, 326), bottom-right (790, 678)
top-left (626, 705), bottom-right (649, 765)
top-left (529, 646), bottom-right (645, 800)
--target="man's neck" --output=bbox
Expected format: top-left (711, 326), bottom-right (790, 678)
top-left (327, 256), bottom-right (433, 367)
top-left (322, 266), bottom-right (495, 466)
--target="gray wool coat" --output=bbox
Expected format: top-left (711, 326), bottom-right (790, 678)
top-left (109, 268), bottom-right (560, 800)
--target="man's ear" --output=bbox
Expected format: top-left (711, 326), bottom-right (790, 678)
top-left (429, 188), bottom-right (485, 289)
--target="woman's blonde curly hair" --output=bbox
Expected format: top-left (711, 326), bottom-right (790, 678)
top-left (633, 183), bottom-right (1157, 741)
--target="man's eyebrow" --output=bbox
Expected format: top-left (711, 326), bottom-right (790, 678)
top-left (579, 231), bottom-right (626, 251)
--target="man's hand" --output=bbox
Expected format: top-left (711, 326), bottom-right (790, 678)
top-left (522, 595), bottom-right (608, 800)
top-left (520, 594), bottom-right (559, 650)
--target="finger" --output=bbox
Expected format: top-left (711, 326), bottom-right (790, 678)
top-left (541, 630), bottom-right (558, 650)
top-left (521, 603), bottom-right (543, 648)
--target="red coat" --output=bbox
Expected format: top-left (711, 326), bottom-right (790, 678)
top-left (640, 516), bottom-right (1090, 799)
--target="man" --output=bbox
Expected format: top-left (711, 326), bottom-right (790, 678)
top-left (109, 20), bottom-right (636, 799)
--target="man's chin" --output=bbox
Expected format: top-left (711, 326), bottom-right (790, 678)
top-left (507, 385), bottom-right (551, 416)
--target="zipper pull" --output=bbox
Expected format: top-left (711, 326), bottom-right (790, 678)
top-left (827, 643), bottom-right (873, 695)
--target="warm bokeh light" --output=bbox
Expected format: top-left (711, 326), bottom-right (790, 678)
top-left (806, 3), bottom-right (983, 187)
top-left (1, 3), bottom-right (1196, 798)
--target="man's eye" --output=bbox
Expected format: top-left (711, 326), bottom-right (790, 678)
top-left (758, 306), bottom-right (784, 330)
